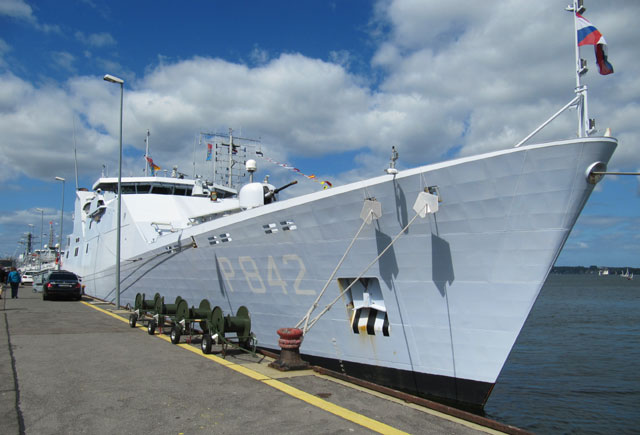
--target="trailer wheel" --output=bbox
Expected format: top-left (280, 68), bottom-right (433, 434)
top-left (170, 325), bottom-right (181, 344)
top-left (129, 314), bottom-right (137, 328)
top-left (147, 320), bottom-right (156, 335)
top-left (201, 334), bottom-right (212, 354)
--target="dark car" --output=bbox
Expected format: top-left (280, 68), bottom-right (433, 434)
top-left (42, 270), bottom-right (82, 301)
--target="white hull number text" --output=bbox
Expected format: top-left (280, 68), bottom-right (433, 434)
top-left (216, 254), bottom-right (315, 296)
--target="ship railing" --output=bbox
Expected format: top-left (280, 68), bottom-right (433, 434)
top-left (150, 222), bottom-right (178, 234)
top-left (514, 94), bottom-right (581, 148)
top-left (188, 209), bottom-right (242, 225)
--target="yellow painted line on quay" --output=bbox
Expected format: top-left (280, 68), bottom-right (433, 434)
top-left (315, 374), bottom-right (506, 435)
top-left (81, 301), bottom-right (408, 435)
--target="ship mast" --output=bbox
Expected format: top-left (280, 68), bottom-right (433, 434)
top-left (48, 221), bottom-right (54, 248)
top-left (144, 129), bottom-right (150, 176)
top-left (199, 130), bottom-right (260, 189)
top-left (73, 117), bottom-right (79, 190)
top-left (227, 128), bottom-right (234, 188)
top-left (514, 0), bottom-right (596, 148)
top-left (569, 0), bottom-right (594, 138)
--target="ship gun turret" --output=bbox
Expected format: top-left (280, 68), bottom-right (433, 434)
top-left (264, 180), bottom-right (298, 202)
top-left (239, 179), bottom-right (298, 209)
top-left (239, 156), bottom-right (298, 209)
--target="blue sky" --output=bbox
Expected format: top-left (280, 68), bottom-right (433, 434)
top-left (1, 0), bottom-right (639, 266)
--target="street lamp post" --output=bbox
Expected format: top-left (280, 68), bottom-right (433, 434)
top-left (104, 73), bottom-right (124, 310)
top-left (54, 177), bottom-right (65, 270)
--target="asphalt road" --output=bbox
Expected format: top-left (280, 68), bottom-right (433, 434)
top-left (0, 287), bottom-right (496, 435)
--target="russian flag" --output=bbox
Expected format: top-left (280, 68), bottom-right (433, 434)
top-left (595, 43), bottom-right (614, 75)
top-left (576, 13), bottom-right (614, 75)
top-left (576, 13), bottom-right (604, 46)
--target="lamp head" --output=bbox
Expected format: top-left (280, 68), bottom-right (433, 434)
top-left (103, 74), bottom-right (124, 84)
top-left (55, 176), bottom-right (65, 182)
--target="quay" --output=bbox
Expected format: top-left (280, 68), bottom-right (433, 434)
top-left (1, 289), bottom-right (526, 434)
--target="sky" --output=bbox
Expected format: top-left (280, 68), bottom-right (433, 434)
top-left (0, 0), bottom-right (638, 267)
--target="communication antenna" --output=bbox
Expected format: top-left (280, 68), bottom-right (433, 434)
top-left (193, 133), bottom-right (199, 178)
top-left (144, 129), bottom-right (150, 176)
top-left (73, 117), bottom-right (79, 190)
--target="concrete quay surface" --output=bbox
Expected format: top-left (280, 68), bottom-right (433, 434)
top-left (1, 288), bottom-right (510, 435)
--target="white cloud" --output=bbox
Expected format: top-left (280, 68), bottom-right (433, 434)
top-left (75, 31), bottom-right (116, 47)
top-left (0, 0), bottom-right (34, 21)
top-left (1, 1), bottom-right (639, 189)
top-left (249, 45), bottom-right (269, 65)
top-left (329, 50), bottom-right (352, 69)
top-left (51, 51), bottom-right (76, 73)
top-left (0, 0), bottom-right (60, 33)
top-left (0, 38), bottom-right (11, 68)
top-left (0, 1), bottom-right (638, 187)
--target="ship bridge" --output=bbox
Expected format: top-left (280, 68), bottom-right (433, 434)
top-left (91, 176), bottom-right (237, 198)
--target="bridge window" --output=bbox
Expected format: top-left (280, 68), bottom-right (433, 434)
top-left (151, 185), bottom-right (172, 194)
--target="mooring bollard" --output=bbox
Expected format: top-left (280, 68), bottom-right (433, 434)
top-left (268, 327), bottom-right (309, 371)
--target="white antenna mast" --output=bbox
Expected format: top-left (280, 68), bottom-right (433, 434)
top-left (193, 134), bottom-right (199, 178)
top-left (144, 129), bottom-right (150, 176)
top-left (73, 117), bottom-right (79, 190)
top-left (228, 128), bottom-right (233, 187)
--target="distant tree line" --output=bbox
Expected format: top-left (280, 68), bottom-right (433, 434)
top-left (552, 265), bottom-right (639, 275)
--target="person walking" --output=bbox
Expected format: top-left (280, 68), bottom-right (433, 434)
top-left (7, 267), bottom-right (21, 299)
top-left (0, 268), bottom-right (6, 299)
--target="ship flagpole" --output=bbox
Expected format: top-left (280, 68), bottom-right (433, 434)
top-left (569, 0), bottom-right (594, 137)
top-left (515, 1), bottom-right (592, 148)
top-left (572, 0), bottom-right (585, 137)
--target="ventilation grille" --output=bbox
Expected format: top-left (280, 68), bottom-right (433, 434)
top-left (263, 220), bottom-right (297, 234)
top-left (208, 233), bottom-right (232, 245)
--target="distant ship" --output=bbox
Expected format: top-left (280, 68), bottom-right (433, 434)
top-left (17, 226), bottom-right (61, 285)
top-left (62, 2), bottom-right (616, 410)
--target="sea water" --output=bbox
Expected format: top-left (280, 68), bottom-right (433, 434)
top-left (484, 274), bottom-right (640, 434)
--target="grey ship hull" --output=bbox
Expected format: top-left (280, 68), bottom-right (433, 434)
top-left (65, 137), bottom-right (616, 409)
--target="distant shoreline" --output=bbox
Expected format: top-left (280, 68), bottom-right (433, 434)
top-left (552, 266), bottom-right (638, 275)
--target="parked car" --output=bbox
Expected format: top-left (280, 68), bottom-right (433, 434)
top-left (20, 270), bottom-right (34, 285)
top-left (42, 270), bottom-right (82, 301)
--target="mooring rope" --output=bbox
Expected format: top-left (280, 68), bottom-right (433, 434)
top-left (303, 208), bottom-right (424, 335)
top-left (296, 209), bottom-right (373, 333)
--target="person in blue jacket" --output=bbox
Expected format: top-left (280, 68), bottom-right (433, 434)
top-left (7, 267), bottom-right (21, 299)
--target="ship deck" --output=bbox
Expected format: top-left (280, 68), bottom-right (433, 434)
top-left (1, 289), bottom-right (528, 434)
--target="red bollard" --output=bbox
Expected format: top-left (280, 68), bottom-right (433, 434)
top-left (269, 328), bottom-right (309, 371)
